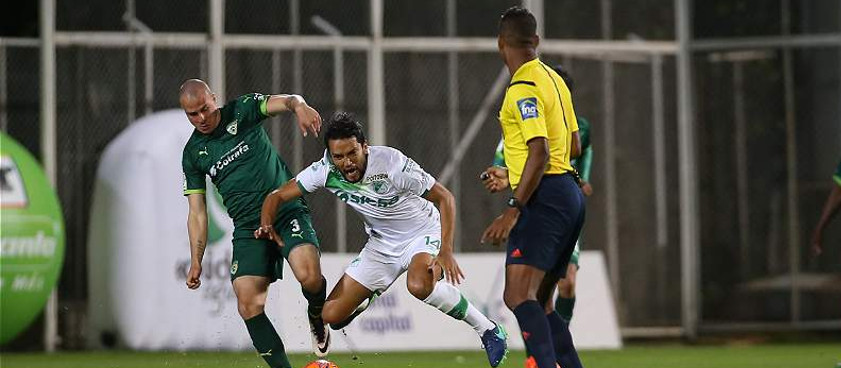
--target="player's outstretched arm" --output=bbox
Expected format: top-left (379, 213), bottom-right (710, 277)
top-left (578, 145), bottom-right (594, 196)
top-left (265, 94), bottom-right (322, 137)
top-left (255, 179), bottom-right (305, 246)
top-left (424, 182), bottom-right (465, 284)
top-left (811, 184), bottom-right (841, 256)
top-left (186, 193), bottom-right (208, 290)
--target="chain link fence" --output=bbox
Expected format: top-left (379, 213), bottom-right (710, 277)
top-left (1, 0), bottom-right (839, 351)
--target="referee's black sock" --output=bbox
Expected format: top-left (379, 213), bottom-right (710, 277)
top-left (547, 311), bottom-right (583, 368)
top-left (512, 300), bottom-right (556, 368)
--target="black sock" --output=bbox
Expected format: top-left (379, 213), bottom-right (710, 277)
top-left (244, 313), bottom-right (291, 368)
top-left (302, 276), bottom-right (327, 319)
top-left (512, 301), bottom-right (555, 368)
top-left (554, 296), bottom-right (576, 325)
top-left (547, 311), bottom-right (583, 368)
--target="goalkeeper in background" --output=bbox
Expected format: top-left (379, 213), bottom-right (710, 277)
top-left (484, 65), bottom-right (593, 368)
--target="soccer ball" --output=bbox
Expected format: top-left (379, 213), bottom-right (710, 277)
top-left (303, 359), bottom-right (338, 368)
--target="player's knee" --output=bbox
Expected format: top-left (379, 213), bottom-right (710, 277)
top-left (406, 278), bottom-right (433, 300)
top-left (296, 269), bottom-right (321, 292)
top-left (321, 302), bottom-right (343, 325)
top-left (237, 299), bottom-right (265, 320)
top-left (503, 289), bottom-right (528, 311)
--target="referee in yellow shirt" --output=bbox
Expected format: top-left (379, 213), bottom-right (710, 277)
top-left (481, 7), bottom-right (585, 368)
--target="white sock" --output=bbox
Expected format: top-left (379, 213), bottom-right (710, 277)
top-left (423, 281), bottom-right (495, 335)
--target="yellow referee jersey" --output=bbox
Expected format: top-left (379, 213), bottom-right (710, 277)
top-left (498, 59), bottom-right (578, 189)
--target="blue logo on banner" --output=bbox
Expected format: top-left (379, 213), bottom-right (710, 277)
top-left (516, 97), bottom-right (538, 120)
top-left (359, 293), bottom-right (412, 334)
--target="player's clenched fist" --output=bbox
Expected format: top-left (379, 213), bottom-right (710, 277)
top-left (186, 263), bottom-right (202, 289)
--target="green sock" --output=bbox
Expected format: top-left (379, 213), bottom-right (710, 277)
top-left (555, 296), bottom-right (576, 325)
top-left (245, 313), bottom-right (292, 368)
top-left (302, 276), bottom-right (327, 318)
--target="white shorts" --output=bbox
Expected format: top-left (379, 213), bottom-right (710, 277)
top-left (345, 229), bottom-right (442, 294)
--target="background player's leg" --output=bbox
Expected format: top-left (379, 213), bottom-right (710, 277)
top-left (233, 276), bottom-right (292, 368)
top-left (322, 273), bottom-right (374, 329)
top-left (505, 264), bottom-right (556, 368)
top-left (555, 264), bottom-right (577, 324)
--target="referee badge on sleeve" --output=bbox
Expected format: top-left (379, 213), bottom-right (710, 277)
top-left (516, 97), bottom-right (539, 120)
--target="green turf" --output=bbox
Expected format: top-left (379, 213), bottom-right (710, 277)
top-left (2, 343), bottom-right (840, 368)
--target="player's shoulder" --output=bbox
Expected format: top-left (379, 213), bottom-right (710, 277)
top-left (228, 93), bottom-right (268, 112)
top-left (310, 150), bottom-right (333, 170)
top-left (507, 70), bottom-right (544, 101)
top-left (233, 93), bottom-right (267, 104)
top-left (182, 131), bottom-right (202, 153)
top-left (370, 145), bottom-right (405, 161)
top-left (369, 146), bottom-right (412, 173)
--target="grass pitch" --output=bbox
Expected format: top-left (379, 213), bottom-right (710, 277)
top-left (2, 343), bottom-right (839, 368)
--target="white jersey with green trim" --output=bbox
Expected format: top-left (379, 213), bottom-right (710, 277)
top-left (296, 146), bottom-right (439, 256)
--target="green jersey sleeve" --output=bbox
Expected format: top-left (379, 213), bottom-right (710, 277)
top-left (233, 93), bottom-right (270, 132)
top-left (575, 145), bottom-right (593, 182)
top-left (493, 138), bottom-right (506, 167)
top-left (572, 117), bottom-right (593, 182)
top-left (577, 117), bottom-right (591, 151)
top-left (834, 159), bottom-right (841, 187)
top-left (182, 147), bottom-right (206, 195)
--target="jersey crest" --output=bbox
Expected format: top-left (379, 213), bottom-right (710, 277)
top-left (226, 119), bottom-right (238, 135)
top-left (372, 180), bottom-right (389, 194)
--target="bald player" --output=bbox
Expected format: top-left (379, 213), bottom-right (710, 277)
top-left (179, 79), bottom-right (329, 368)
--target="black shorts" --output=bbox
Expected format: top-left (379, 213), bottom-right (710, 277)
top-left (506, 173), bottom-right (585, 277)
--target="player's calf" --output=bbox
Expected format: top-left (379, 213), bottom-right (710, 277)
top-left (327, 294), bottom-right (377, 331)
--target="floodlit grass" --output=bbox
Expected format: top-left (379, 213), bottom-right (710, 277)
top-left (2, 343), bottom-right (840, 368)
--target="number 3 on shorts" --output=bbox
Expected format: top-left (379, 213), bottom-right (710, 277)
top-left (290, 219), bottom-right (301, 233)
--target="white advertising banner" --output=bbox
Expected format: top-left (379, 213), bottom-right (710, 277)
top-left (87, 110), bottom-right (621, 352)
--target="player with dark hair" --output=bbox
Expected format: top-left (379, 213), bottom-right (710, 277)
top-left (482, 7), bottom-right (585, 368)
top-left (257, 112), bottom-right (509, 367)
top-left (179, 79), bottom-right (329, 368)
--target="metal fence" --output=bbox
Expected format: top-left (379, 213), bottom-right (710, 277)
top-left (1, 0), bottom-right (839, 351)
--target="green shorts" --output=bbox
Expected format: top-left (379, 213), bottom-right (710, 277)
top-left (230, 209), bottom-right (320, 282)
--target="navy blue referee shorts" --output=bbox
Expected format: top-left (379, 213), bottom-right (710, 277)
top-left (506, 173), bottom-right (585, 277)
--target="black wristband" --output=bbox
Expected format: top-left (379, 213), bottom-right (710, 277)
top-left (506, 196), bottom-right (523, 210)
